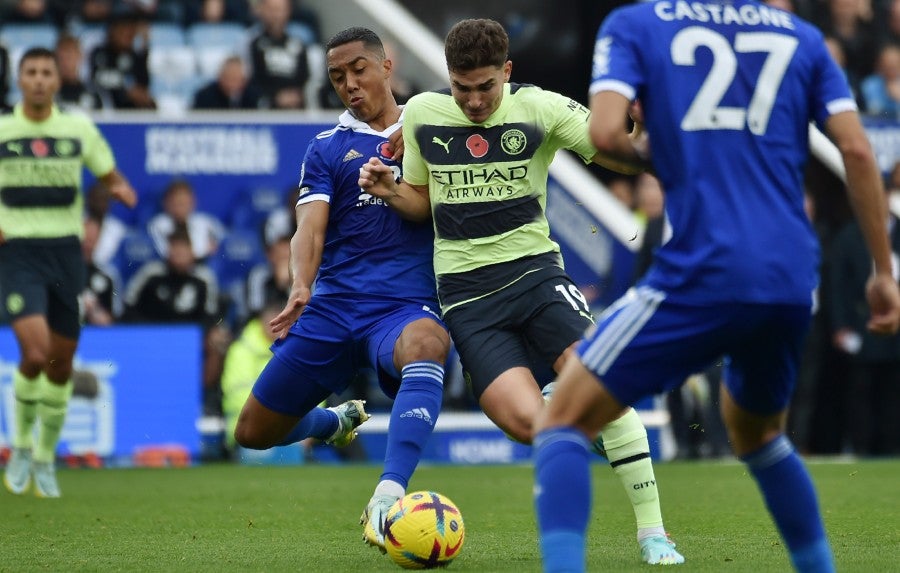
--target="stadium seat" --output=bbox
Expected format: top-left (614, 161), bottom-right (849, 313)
top-left (187, 22), bottom-right (248, 50)
top-left (229, 186), bottom-right (284, 233)
top-left (208, 228), bottom-right (265, 290)
top-left (195, 46), bottom-right (236, 81)
top-left (149, 23), bottom-right (186, 48)
top-left (149, 47), bottom-right (200, 115)
top-left (114, 228), bottom-right (158, 285)
top-left (287, 22), bottom-right (317, 45)
top-left (0, 24), bottom-right (58, 52)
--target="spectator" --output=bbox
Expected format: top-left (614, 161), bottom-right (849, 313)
top-left (247, 0), bottom-right (311, 109)
top-left (55, 35), bottom-right (106, 112)
top-left (0, 0), bottom-right (53, 23)
top-left (192, 55), bottom-right (261, 110)
top-left (123, 226), bottom-right (228, 414)
top-left (147, 178), bottom-right (227, 261)
top-left (828, 184), bottom-right (900, 456)
top-left (815, 0), bottom-right (880, 91)
top-left (220, 296), bottom-right (284, 452)
top-left (88, 10), bottom-right (156, 109)
top-left (188, 0), bottom-right (251, 24)
top-left (860, 43), bottom-right (900, 118)
top-left (120, 0), bottom-right (185, 25)
top-left (124, 226), bottom-right (219, 323)
top-left (82, 213), bottom-right (123, 325)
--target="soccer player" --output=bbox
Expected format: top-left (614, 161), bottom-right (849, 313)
top-left (358, 18), bottom-right (683, 565)
top-left (1, 47), bottom-right (138, 498)
top-left (232, 27), bottom-right (451, 552)
top-left (532, 3), bottom-right (900, 572)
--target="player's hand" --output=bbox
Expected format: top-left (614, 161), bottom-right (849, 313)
top-left (358, 157), bottom-right (397, 200)
top-left (109, 181), bottom-right (138, 208)
top-left (387, 128), bottom-right (405, 160)
top-left (865, 273), bottom-right (900, 335)
top-left (269, 285), bottom-right (312, 339)
top-left (628, 100), bottom-right (651, 162)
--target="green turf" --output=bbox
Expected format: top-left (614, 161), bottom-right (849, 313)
top-left (1, 459), bottom-right (898, 572)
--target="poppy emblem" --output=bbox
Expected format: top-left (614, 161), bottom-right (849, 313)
top-left (31, 139), bottom-right (49, 157)
top-left (466, 134), bottom-right (489, 158)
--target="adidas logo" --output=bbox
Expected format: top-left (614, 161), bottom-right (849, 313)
top-left (343, 149), bottom-right (363, 162)
top-left (400, 408), bottom-right (433, 425)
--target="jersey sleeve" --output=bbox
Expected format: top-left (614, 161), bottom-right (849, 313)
top-left (296, 139), bottom-right (332, 205)
top-left (81, 117), bottom-right (116, 177)
top-left (808, 30), bottom-right (858, 127)
top-left (542, 89), bottom-right (597, 163)
top-left (400, 97), bottom-right (429, 186)
top-left (588, 9), bottom-right (642, 102)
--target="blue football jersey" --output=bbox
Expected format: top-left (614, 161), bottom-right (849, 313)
top-left (295, 111), bottom-right (438, 305)
top-left (590, 1), bottom-right (856, 304)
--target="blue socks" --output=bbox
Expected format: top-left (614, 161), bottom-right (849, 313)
top-left (277, 407), bottom-right (338, 446)
top-left (742, 435), bottom-right (835, 573)
top-left (534, 427), bottom-right (592, 573)
top-left (380, 361), bottom-right (444, 488)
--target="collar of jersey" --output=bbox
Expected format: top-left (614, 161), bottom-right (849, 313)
top-left (338, 105), bottom-right (404, 137)
top-left (14, 103), bottom-right (60, 123)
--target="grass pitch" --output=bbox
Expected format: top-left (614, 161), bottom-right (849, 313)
top-left (1, 459), bottom-right (898, 572)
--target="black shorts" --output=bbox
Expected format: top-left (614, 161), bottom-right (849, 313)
top-left (443, 265), bottom-right (594, 400)
top-left (0, 237), bottom-right (84, 339)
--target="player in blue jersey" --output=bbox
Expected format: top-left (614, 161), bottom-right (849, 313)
top-left (232, 27), bottom-right (451, 551)
top-left (533, 2), bottom-right (900, 572)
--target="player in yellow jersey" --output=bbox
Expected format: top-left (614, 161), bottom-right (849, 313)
top-left (1, 48), bottom-right (137, 498)
top-left (359, 18), bottom-right (683, 565)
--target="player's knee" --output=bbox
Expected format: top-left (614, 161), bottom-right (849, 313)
top-left (233, 422), bottom-right (272, 450)
top-left (399, 330), bottom-right (450, 364)
top-left (19, 348), bottom-right (49, 376)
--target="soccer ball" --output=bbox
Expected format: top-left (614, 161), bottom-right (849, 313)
top-left (384, 491), bottom-right (465, 569)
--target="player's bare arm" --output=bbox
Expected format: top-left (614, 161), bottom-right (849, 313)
top-left (358, 157), bottom-right (431, 222)
top-left (589, 101), bottom-right (650, 175)
top-left (99, 169), bottom-right (138, 208)
top-left (270, 200), bottom-right (328, 339)
top-left (589, 90), bottom-right (651, 170)
top-left (826, 110), bottom-right (900, 335)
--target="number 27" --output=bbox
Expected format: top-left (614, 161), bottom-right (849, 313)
top-left (673, 27), bottom-right (798, 135)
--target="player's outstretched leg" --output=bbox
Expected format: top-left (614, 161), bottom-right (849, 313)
top-left (361, 361), bottom-right (445, 552)
top-left (325, 400), bottom-right (371, 447)
top-left (600, 408), bottom-right (684, 565)
top-left (543, 383), bottom-right (684, 565)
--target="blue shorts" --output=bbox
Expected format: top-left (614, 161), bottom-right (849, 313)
top-left (252, 296), bottom-right (445, 417)
top-left (577, 286), bottom-right (811, 415)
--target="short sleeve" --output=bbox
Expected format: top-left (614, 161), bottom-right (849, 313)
top-left (401, 97), bottom-right (428, 186)
top-left (297, 140), bottom-right (332, 205)
top-left (81, 118), bottom-right (116, 177)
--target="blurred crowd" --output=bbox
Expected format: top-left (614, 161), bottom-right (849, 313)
top-left (0, 0), bottom-right (898, 460)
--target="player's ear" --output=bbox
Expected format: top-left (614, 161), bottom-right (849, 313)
top-left (503, 60), bottom-right (512, 81)
top-left (383, 56), bottom-right (393, 78)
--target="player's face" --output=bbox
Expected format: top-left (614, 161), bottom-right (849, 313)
top-left (18, 56), bottom-right (60, 109)
top-left (327, 41), bottom-right (393, 125)
top-left (449, 61), bottom-right (511, 123)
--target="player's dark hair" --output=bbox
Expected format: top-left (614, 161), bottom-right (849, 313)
top-left (325, 27), bottom-right (385, 59)
top-left (445, 19), bottom-right (508, 72)
top-left (18, 47), bottom-right (57, 72)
